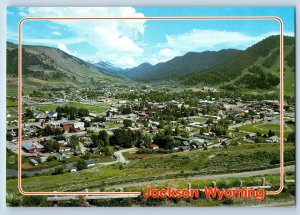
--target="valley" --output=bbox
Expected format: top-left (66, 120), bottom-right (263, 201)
top-left (6, 35), bottom-right (295, 207)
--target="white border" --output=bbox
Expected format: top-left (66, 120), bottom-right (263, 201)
top-left (1, 1), bottom-right (298, 215)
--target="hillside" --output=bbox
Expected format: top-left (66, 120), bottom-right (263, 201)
top-left (125, 36), bottom-right (295, 96)
top-left (127, 49), bottom-right (242, 80)
top-left (7, 42), bottom-right (120, 94)
top-left (94, 61), bottom-right (125, 77)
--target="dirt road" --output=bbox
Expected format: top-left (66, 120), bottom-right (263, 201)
top-left (107, 165), bottom-right (295, 190)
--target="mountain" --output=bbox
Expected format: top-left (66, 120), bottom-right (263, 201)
top-left (94, 61), bottom-right (125, 77)
top-left (124, 62), bottom-right (153, 78)
top-left (124, 35), bottom-right (295, 95)
top-left (126, 49), bottom-right (242, 80)
top-left (7, 42), bottom-right (120, 92)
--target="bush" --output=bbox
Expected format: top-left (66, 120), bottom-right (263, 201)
top-left (52, 166), bottom-right (64, 175)
top-left (22, 195), bottom-right (48, 207)
top-left (8, 195), bottom-right (21, 207)
top-left (76, 158), bottom-right (87, 171)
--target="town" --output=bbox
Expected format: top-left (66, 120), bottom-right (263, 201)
top-left (6, 82), bottom-right (295, 176)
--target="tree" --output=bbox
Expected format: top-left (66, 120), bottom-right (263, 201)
top-left (287, 132), bottom-right (295, 142)
top-left (110, 129), bottom-right (133, 148)
top-left (123, 119), bottom-right (133, 128)
top-left (76, 158), bottom-right (87, 171)
top-left (153, 130), bottom-right (175, 150)
top-left (52, 141), bottom-right (60, 152)
top-left (24, 108), bottom-right (34, 119)
top-left (78, 108), bottom-right (89, 117)
top-left (54, 128), bottom-right (64, 136)
top-left (259, 113), bottom-right (265, 119)
top-left (99, 130), bottom-right (109, 146)
top-left (69, 135), bottom-right (79, 149)
top-left (52, 166), bottom-right (64, 175)
top-left (56, 112), bottom-right (62, 120)
top-left (42, 141), bottom-right (59, 153)
top-left (6, 133), bottom-right (13, 141)
top-left (90, 133), bottom-right (99, 148)
top-left (69, 107), bottom-right (77, 120)
top-left (268, 129), bottom-right (275, 137)
top-left (101, 146), bottom-right (113, 156)
top-left (158, 120), bottom-right (165, 129)
top-left (206, 117), bottom-right (214, 124)
top-left (142, 134), bottom-right (152, 148)
top-left (22, 196), bottom-right (48, 207)
top-left (42, 125), bottom-right (52, 136)
top-left (254, 136), bottom-right (264, 143)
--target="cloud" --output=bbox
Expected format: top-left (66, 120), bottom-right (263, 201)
top-left (152, 29), bottom-right (295, 64)
top-left (115, 56), bottom-right (138, 68)
top-left (57, 43), bottom-right (75, 56)
top-left (164, 29), bottom-right (262, 51)
top-left (52, 31), bottom-right (62, 36)
top-left (21, 7), bottom-right (146, 67)
top-left (19, 11), bottom-right (28, 16)
top-left (159, 48), bottom-right (177, 57)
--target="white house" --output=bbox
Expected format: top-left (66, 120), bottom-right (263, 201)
top-left (74, 122), bottom-right (85, 130)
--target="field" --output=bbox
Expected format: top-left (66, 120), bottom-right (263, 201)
top-left (6, 142), bottom-right (294, 194)
top-left (36, 101), bottom-right (114, 114)
top-left (238, 121), bottom-right (294, 138)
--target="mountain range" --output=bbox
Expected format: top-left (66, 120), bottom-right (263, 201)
top-left (7, 42), bottom-right (119, 92)
top-left (7, 35), bottom-right (295, 96)
top-left (94, 35), bottom-right (295, 95)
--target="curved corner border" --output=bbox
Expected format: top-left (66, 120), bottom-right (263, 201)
top-left (17, 16), bottom-right (285, 196)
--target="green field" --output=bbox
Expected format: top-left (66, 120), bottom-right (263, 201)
top-left (36, 101), bottom-right (112, 114)
top-left (238, 121), bottom-right (294, 138)
top-left (6, 142), bottom-right (294, 194)
top-left (105, 121), bottom-right (124, 129)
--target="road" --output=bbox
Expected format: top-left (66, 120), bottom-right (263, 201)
top-left (113, 147), bottom-right (138, 164)
top-left (78, 142), bottom-right (87, 154)
top-left (106, 165), bottom-right (295, 190)
top-left (7, 147), bottom-right (138, 177)
top-left (93, 147), bottom-right (138, 167)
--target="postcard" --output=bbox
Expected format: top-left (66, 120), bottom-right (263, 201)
top-left (6, 7), bottom-right (295, 207)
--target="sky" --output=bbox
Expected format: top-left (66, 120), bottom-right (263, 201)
top-left (7, 7), bottom-right (295, 69)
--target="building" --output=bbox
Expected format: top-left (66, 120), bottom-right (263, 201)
top-left (61, 122), bottom-right (74, 131)
top-left (266, 136), bottom-right (280, 143)
top-left (29, 159), bottom-right (39, 166)
top-left (150, 144), bottom-right (159, 150)
top-left (74, 121), bottom-right (85, 130)
top-left (22, 142), bottom-right (44, 153)
top-left (86, 159), bottom-right (95, 167)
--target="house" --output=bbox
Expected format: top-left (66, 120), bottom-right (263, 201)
top-left (61, 122), bottom-right (74, 131)
top-left (246, 132), bottom-right (257, 139)
top-left (29, 159), bottom-right (39, 166)
top-left (86, 159), bottom-right (95, 167)
top-left (81, 116), bottom-right (92, 122)
top-left (35, 114), bottom-right (47, 122)
top-left (182, 141), bottom-right (190, 147)
top-left (74, 121), bottom-right (85, 130)
top-left (180, 146), bottom-right (190, 151)
top-left (90, 148), bottom-right (100, 154)
top-left (39, 155), bottom-right (49, 163)
top-left (22, 142), bottom-right (44, 153)
top-left (58, 140), bottom-right (67, 146)
top-left (54, 153), bottom-right (68, 161)
top-left (150, 144), bottom-right (159, 150)
top-left (46, 111), bottom-right (58, 119)
top-left (266, 136), bottom-right (280, 143)
top-left (190, 139), bottom-right (209, 149)
top-left (6, 127), bottom-right (17, 137)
